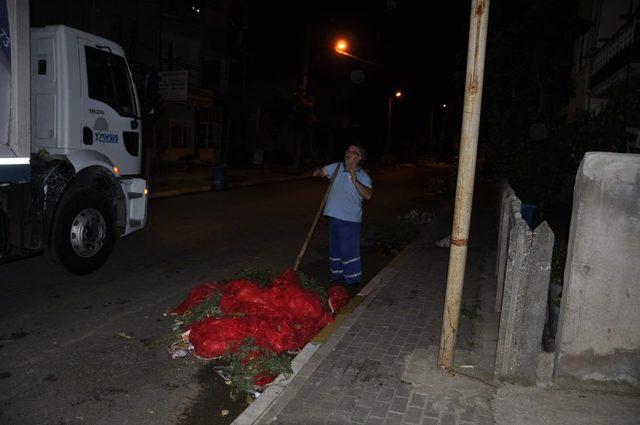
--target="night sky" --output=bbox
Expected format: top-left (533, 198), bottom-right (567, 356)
top-left (244, 0), bottom-right (470, 155)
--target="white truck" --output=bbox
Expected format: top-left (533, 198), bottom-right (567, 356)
top-left (0, 0), bottom-right (147, 274)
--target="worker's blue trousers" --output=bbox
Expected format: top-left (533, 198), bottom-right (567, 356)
top-left (329, 217), bottom-right (362, 285)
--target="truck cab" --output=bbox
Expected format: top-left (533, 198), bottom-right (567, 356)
top-left (1, 0), bottom-right (147, 274)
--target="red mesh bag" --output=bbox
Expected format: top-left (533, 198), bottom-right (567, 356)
top-left (284, 292), bottom-right (324, 322)
top-left (174, 283), bottom-right (222, 315)
top-left (328, 285), bottom-right (350, 313)
top-left (188, 316), bottom-right (251, 358)
top-left (219, 279), bottom-right (275, 316)
top-left (252, 316), bottom-right (300, 354)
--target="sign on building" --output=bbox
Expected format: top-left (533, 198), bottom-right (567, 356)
top-left (159, 70), bottom-right (188, 102)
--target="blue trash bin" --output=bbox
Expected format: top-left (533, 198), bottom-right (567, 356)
top-left (521, 202), bottom-right (538, 229)
top-left (211, 163), bottom-right (225, 191)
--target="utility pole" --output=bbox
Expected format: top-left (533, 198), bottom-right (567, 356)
top-left (295, 28), bottom-right (311, 170)
top-left (385, 97), bottom-right (393, 164)
top-left (437, 0), bottom-right (490, 369)
top-left (428, 107), bottom-right (434, 156)
top-left (301, 28), bottom-right (310, 96)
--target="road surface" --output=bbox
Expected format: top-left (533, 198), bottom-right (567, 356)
top-left (0, 165), bottom-right (452, 425)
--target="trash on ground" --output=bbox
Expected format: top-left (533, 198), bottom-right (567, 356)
top-left (435, 235), bottom-right (451, 248)
top-left (168, 269), bottom-right (349, 401)
top-left (398, 209), bottom-right (435, 225)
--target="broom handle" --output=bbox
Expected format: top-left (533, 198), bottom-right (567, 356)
top-left (293, 164), bottom-right (341, 271)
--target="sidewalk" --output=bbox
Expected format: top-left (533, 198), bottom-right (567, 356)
top-left (148, 165), bottom-right (311, 199)
top-left (232, 182), bottom-right (640, 425)
top-left (234, 185), bottom-right (499, 425)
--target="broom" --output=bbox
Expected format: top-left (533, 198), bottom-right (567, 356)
top-left (293, 164), bottom-right (341, 271)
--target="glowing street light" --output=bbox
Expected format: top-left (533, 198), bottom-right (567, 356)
top-left (395, 91), bottom-right (403, 99)
top-left (333, 38), bottom-right (379, 66)
top-left (335, 39), bottom-right (349, 54)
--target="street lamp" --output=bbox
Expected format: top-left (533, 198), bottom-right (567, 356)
top-left (333, 37), bottom-right (380, 66)
top-left (385, 90), bottom-right (404, 164)
top-left (335, 39), bottom-right (349, 54)
top-left (301, 37), bottom-right (355, 96)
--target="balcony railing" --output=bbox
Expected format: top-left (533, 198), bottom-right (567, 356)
top-left (591, 9), bottom-right (639, 76)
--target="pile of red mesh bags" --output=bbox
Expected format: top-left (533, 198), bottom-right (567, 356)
top-left (174, 269), bottom-right (345, 360)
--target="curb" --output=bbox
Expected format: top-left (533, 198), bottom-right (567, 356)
top-left (149, 175), bottom-right (312, 200)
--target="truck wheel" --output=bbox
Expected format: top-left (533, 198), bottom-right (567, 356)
top-left (51, 191), bottom-right (116, 275)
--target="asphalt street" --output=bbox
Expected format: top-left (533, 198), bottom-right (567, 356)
top-left (0, 166), bottom-right (452, 425)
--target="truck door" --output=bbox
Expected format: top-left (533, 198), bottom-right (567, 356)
top-left (78, 40), bottom-right (141, 175)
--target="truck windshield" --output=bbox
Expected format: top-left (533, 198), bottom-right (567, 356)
top-left (85, 46), bottom-right (137, 118)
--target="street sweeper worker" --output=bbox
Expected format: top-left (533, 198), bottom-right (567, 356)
top-left (313, 143), bottom-right (372, 295)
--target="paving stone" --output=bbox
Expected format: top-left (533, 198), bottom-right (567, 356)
top-left (408, 393), bottom-right (426, 408)
top-left (299, 389), bottom-right (325, 402)
top-left (310, 413), bottom-right (330, 425)
top-left (458, 406), bottom-right (476, 422)
top-left (386, 345), bottom-right (403, 355)
top-left (347, 384), bottom-right (367, 397)
top-left (421, 417), bottom-right (438, 425)
top-left (404, 407), bottom-right (423, 424)
top-left (369, 349), bottom-right (387, 361)
top-left (383, 354), bottom-right (398, 364)
top-left (389, 397), bottom-right (409, 413)
top-left (349, 406), bottom-right (371, 424)
top-left (339, 396), bottom-right (358, 411)
top-left (440, 398), bottom-right (458, 413)
top-left (477, 415), bottom-right (493, 425)
top-left (377, 387), bottom-right (395, 402)
top-left (395, 384), bottom-right (412, 398)
top-left (275, 412), bottom-right (297, 424)
top-left (321, 397), bottom-right (341, 410)
top-left (370, 401), bottom-right (390, 419)
top-left (327, 412), bottom-right (348, 425)
top-left (422, 401), bottom-right (439, 418)
top-left (356, 395), bottom-right (377, 410)
top-left (384, 412), bottom-right (404, 425)
top-left (364, 417), bottom-right (385, 425)
top-left (360, 341), bottom-right (376, 350)
top-left (440, 412), bottom-right (456, 425)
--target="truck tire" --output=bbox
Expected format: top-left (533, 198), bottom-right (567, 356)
top-left (50, 190), bottom-right (117, 275)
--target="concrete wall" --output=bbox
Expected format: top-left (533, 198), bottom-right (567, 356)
top-left (554, 152), bottom-right (640, 390)
top-left (494, 182), bottom-right (554, 385)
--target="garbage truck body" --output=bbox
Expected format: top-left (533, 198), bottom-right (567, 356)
top-left (0, 0), bottom-right (147, 274)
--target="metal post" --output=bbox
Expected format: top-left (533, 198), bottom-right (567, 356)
top-left (437, 0), bottom-right (490, 369)
top-left (429, 108), bottom-right (434, 155)
top-left (385, 97), bottom-right (393, 164)
top-left (301, 29), bottom-right (310, 97)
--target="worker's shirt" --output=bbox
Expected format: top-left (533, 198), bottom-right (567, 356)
top-left (322, 162), bottom-right (372, 223)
